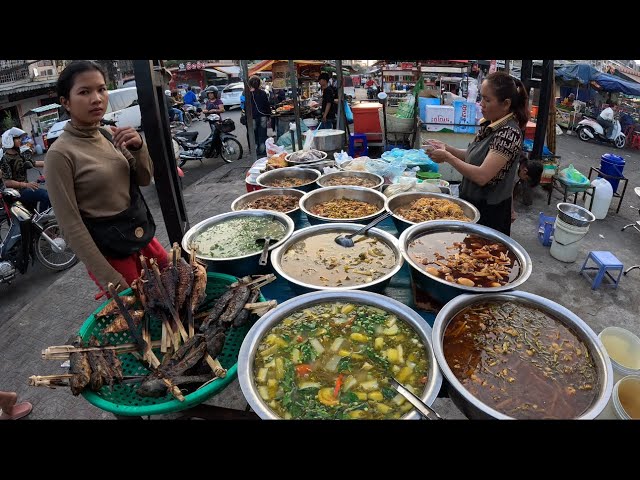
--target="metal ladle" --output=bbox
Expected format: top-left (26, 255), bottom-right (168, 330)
top-left (334, 211), bottom-right (393, 248)
top-left (389, 377), bottom-right (442, 420)
top-left (256, 237), bottom-right (272, 266)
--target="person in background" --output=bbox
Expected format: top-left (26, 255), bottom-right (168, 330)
top-left (248, 75), bottom-right (271, 156)
top-left (202, 89), bottom-right (224, 118)
top-left (182, 86), bottom-right (202, 109)
top-left (424, 71), bottom-right (528, 236)
top-left (45, 60), bottom-right (168, 296)
top-left (0, 391), bottom-right (32, 420)
top-left (597, 105), bottom-right (615, 138)
top-left (1, 127), bottom-right (50, 212)
top-left (318, 72), bottom-right (337, 129)
top-left (172, 89), bottom-right (183, 104)
top-left (511, 155), bottom-right (543, 222)
top-left (164, 89), bottom-right (184, 123)
top-left (562, 92), bottom-right (575, 107)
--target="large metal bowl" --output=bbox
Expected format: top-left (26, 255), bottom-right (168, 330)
top-left (433, 291), bottom-right (614, 419)
top-left (256, 167), bottom-right (321, 193)
top-left (398, 220), bottom-right (532, 306)
top-left (316, 171), bottom-right (385, 192)
top-left (285, 149), bottom-right (328, 165)
top-left (557, 202), bottom-right (596, 227)
top-left (299, 186), bottom-right (387, 225)
top-left (271, 223), bottom-right (404, 294)
top-left (238, 290), bottom-right (443, 420)
top-left (181, 210), bottom-right (295, 277)
top-left (230, 188), bottom-right (305, 225)
top-left (385, 191), bottom-right (481, 235)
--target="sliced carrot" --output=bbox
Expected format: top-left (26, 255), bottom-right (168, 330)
top-left (333, 373), bottom-right (344, 398)
top-left (295, 364), bottom-right (312, 377)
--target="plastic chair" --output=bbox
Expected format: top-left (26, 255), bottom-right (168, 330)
top-left (579, 251), bottom-right (624, 290)
top-left (538, 212), bottom-right (555, 246)
top-left (348, 133), bottom-right (368, 158)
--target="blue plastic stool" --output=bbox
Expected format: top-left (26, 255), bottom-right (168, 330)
top-left (538, 212), bottom-right (555, 247)
top-left (349, 133), bottom-right (368, 158)
top-left (579, 251), bottom-right (624, 290)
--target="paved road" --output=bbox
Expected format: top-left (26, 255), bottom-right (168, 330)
top-left (0, 106), bottom-right (250, 325)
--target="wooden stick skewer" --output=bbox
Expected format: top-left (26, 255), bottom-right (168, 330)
top-left (244, 300), bottom-right (277, 311)
top-left (42, 341), bottom-right (163, 360)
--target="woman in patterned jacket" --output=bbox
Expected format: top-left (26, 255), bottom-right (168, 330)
top-left (424, 71), bottom-right (528, 236)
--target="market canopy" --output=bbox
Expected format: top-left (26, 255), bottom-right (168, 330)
top-left (248, 60), bottom-right (325, 76)
top-left (555, 63), bottom-right (640, 96)
top-left (22, 103), bottom-right (61, 116)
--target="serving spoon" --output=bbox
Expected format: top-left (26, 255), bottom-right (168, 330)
top-left (256, 236), bottom-right (272, 266)
top-left (334, 211), bottom-right (393, 248)
top-left (389, 377), bottom-right (442, 420)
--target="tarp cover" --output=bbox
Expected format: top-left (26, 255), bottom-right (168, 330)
top-left (555, 63), bottom-right (640, 96)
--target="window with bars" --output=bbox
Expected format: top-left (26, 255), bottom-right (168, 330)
top-left (0, 60), bottom-right (30, 84)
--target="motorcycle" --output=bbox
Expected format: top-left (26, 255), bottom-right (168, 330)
top-left (576, 115), bottom-right (626, 149)
top-left (173, 114), bottom-right (243, 166)
top-left (366, 85), bottom-right (379, 100)
top-left (0, 176), bottom-right (77, 285)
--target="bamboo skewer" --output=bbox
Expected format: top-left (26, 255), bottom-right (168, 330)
top-left (42, 340), bottom-right (163, 360)
top-left (29, 374), bottom-right (74, 387)
top-left (244, 300), bottom-right (277, 311)
top-left (108, 283), bottom-right (147, 351)
top-left (150, 259), bottom-right (182, 349)
top-left (229, 273), bottom-right (276, 289)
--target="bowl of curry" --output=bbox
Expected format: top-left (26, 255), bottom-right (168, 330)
top-left (238, 290), bottom-right (443, 419)
top-left (432, 291), bottom-right (614, 419)
top-left (271, 223), bottom-right (403, 294)
top-left (299, 186), bottom-right (387, 225)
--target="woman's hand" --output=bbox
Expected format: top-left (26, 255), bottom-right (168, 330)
top-left (111, 126), bottom-right (142, 150)
top-left (429, 148), bottom-right (451, 164)
top-left (422, 138), bottom-right (446, 155)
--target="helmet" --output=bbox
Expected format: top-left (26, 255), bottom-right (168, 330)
top-left (164, 90), bottom-right (171, 96)
top-left (207, 114), bottom-right (221, 122)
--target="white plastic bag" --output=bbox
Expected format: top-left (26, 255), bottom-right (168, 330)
top-left (266, 137), bottom-right (284, 157)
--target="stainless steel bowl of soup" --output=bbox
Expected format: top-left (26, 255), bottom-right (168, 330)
top-left (316, 171), bottom-right (384, 191)
top-left (271, 223), bottom-right (403, 294)
top-left (385, 192), bottom-right (480, 235)
top-left (256, 167), bottom-right (321, 192)
top-left (432, 291), bottom-right (614, 419)
top-left (399, 220), bottom-right (532, 307)
top-left (300, 186), bottom-right (387, 225)
top-left (238, 290), bottom-right (443, 420)
top-left (181, 210), bottom-right (294, 277)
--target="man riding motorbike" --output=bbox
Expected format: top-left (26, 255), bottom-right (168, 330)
top-left (597, 106), bottom-right (615, 139)
top-left (165, 90), bottom-right (184, 123)
top-left (1, 127), bottom-right (50, 213)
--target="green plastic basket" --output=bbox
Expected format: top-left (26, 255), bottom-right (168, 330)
top-left (78, 272), bottom-right (265, 416)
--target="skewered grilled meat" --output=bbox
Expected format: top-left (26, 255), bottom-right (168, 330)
top-left (199, 288), bottom-right (234, 332)
top-left (96, 296), bottom-right (137, 318)
top-left (86, 337), bottom-right (113, 390)
top-left (102, 310), bottom-right (145, 334)
top-left (68, 336), bottom-right (91, 396)
top-left (160, 263), bottom-right (178, 308)
top-left (219, 285), bottom-right (251, 325)
top-left (190, 261), bottom-right (207, 313)
top-left (204, 325), bottom-right (226, 358)
top-left (175, 257), bottom-right (194, 311)
top-left (102, 348), bottom-right (124, 384)
top-left (137, 374), bottom-right (215, 398)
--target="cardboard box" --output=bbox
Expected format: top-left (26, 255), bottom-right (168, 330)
top-left (453, 100), bottom-right (477, 134)
top-left (425, 105), bottom-right (454, 132)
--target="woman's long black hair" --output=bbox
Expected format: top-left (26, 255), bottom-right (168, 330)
top-left (484, 71), bottom-right (529, 130)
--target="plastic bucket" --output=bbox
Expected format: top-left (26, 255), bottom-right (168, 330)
top-left (598, 326), bottom-right (640, 384)
top-left (600, 153), bottom-right (625, 192)
top-left (597, 375), bottom-right (640, 420)
top-left (549, 216), bottom-right (589, 262)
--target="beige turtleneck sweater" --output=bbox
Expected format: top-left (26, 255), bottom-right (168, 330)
top-left (45, 122), bottom-right (154, 289)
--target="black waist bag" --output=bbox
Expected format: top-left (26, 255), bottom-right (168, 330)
top-left (82, 129), bottom-right (156, 258)
top-left (83, 174), bottom-right (156, 259)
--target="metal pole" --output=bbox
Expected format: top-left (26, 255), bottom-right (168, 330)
top-left (532, 60), bottom-right (554, 160)
top-left (133, 60), bottom-right (188, 246)
top-left (288, 60), bottom-right (303, 150)
top-left (240, 60), bottom-right (257, 163)
top-left (504, 60), bottom-right (510, 75)
top-left (336, 60), bottom-right (346, 147)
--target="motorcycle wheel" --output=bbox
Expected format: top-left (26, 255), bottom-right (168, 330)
top-left (220, 138), bottom-right (243, 163)
top-left (615, 135), bottom-right (626, 149)
top-left (577, 126), bottom-right (593, 142)
top-left (34, 221), bottom-right (77, 271)
top-left (183, 112), bottom-right (192, 127)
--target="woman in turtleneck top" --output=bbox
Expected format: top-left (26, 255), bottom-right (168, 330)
top-left (45, 60), bottom-right (168, 294)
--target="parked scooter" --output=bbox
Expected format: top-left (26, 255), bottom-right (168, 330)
top-left (173, 114), bottom-right (243, 166)
top-left (576, 115), bottom-right (626, 149)
top-left (0, 172), bottom-right (77, 285)
top-left (366, 85), bottom-right (379, 100)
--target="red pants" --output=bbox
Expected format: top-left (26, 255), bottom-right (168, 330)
top-left (88, 237), bottom-right (169, 296)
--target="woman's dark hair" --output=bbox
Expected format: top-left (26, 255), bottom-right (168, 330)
top-left (525, 159), bottom-right (543, 187)
top-left (484, 71), bottom-right (529, 130)
top-left (57, 60), bottom-right (107, 100)
top-left (249, 75), bottom-right (261, 89)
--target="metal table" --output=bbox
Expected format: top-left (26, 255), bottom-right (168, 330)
top-left (584, 166), bottom-right (628, 214)
top-left (547, 175), bottom-right (595, 210)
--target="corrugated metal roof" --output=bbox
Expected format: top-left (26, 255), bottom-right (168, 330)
top-left (24, 103), bottom-right (61, 115)
top-left (0, 79), bottom-right (57, 95)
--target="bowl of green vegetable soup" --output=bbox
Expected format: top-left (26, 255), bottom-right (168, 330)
top-left (182, 209), bottom-right (295, 277)
top-left (238, 290), bottom-right (443, 419)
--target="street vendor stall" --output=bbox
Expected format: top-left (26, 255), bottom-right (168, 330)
top-left (21, 103), bottom-right (62, 151)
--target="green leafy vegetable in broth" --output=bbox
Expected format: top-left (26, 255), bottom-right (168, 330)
top-left (194, 217), bottom-right (286, 258)
top-left (253, 302), bottom-right (430, 419)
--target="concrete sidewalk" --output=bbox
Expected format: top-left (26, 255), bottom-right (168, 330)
top-left (3, 132), bottom-right (640, 420)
